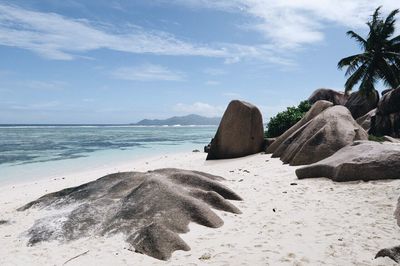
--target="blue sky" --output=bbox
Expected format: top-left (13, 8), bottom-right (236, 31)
top-left (0, 0), bottom-right (399, 124)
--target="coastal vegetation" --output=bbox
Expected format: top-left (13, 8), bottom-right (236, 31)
top-left (338, 6), bottom-right (400, 95)
top-left (265, 100), bottom-right (311, 138)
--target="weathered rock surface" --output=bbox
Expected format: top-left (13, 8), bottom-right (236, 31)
top-left (207, 100), bottom-right (264, 160)
top-left (383, 135), bottom-right (400, 143)
top-left (308, 88), bottom-right (348, 105)
top-left (19, 168), bottom-right (242, 260)
top-left (296, 141), bottom-right (400, 181)
top-left (264, 138), bottom-right (276, 149)
top-left (377, 86), bottom-right (400, 115)
top-left (356, 108), bottom-right (376, 131)
top-left (272, 105), bottom-right (367, 166)
top-left (345, 90), bottom-right (379, 119)
top-left (266, 100), bottom-right (333, 154)
top-left (370, 112), bottom-right (400, 137)
top-left (376, 197), bottom-right (400, 263)
top-left (370, 86), bottom-right (400, 137)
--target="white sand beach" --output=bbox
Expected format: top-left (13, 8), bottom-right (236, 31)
top-left (0, 151), bottom-right (399, 266)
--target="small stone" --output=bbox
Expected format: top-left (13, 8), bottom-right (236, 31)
top-left (290, 183), bottom-right (298, 186)
top-left (199, 253), bottom-right (212, 260)
top-left (192, 149), bottom-right (200, 153)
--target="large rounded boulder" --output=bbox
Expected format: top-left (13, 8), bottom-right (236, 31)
top-left (266, 100), bottom-right (333, 154)
top-left (206, 100), bottom-right (264, 160)
top-left (308, 88), bottom-right (348, 105)
top-left (272, 105), bottom-right (368, 166)
top-left (345, 90), bottom-right (379, 119)
top-left (296, 141), bottom-right (400, 182)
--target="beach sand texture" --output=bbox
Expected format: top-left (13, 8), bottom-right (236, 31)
top-left (0, 152), bottom-right (399, 265)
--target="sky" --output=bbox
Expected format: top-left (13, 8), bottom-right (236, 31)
top-left (0, 0), bottom-right (399, 124)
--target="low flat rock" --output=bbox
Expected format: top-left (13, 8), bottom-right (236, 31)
top-left (296, 141), bottom-right (400, 181)
top-left (18, 168), bottom-right (242, 261)
top-left (272, 105), bottom-right (367, 166)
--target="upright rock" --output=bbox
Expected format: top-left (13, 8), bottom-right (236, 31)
top-left (206, 100), bottom-right (264, 160)
top-left (308, 88), bottom-right (349, 105)
top-left (296, 141), bottom-right (400, 181)
top-left (345, 90), bottom-right (379, 119)
top-left (272, 106), bottom-right (368, 166)
top-left (266, 100), bottom-right (333, 154)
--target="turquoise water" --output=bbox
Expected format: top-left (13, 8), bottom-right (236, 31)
top-left (0, 125), bottom-right (216, 184)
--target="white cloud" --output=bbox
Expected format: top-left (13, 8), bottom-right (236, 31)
top-left (0, 4), bottom-right (225, 60)
top-left (0, 4), bottom-right (296, 65)
top-left (173, 102), bottom-right (225, 117)
top-left (167, 0), bottom-right (400, 48)
top-left (112, 64), bottom-right (185, 81)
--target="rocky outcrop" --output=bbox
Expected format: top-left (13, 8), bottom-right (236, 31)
top-left (308, 88), bottom-right (349, 105)
top-left (344, 90), bottom-right (379, 119)
top-left (377, 86), bottom-right (400, 115)
top-left (266, 100), bottom-right (333, 154)
top-left (370, 86), bottom-right (400, 137)
top-left (206, 100), bottom-right (264, 160)
top-left (370, 112), bottom-right (400, 137)
top-left (296, 141), bottom-right (400, 181)
top-left (356, 108), bottom-right (376, 131)
top-left (18, 168), bottom-right (242, 261)
top-left (271, 106), bottom-right (368, 166)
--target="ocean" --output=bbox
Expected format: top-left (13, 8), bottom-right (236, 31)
top-left (0, 125), bottom-right (216, 184)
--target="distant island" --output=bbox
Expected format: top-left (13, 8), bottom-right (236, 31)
top-left (132, 114), bottom-right (221, 126)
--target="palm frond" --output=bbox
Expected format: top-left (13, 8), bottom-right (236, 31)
top-left (377, 58), bottom-right (400, 88)
top-left (382, 9), bottom-right (399, 38)
top-left (344, 63), bottom-right (368, 93)
top-left (346, 31), bottom-right (367, 49)
top-left (337, 54), bottom-right (364, 69)
top-left (358, 69), bottom-right (377, 96)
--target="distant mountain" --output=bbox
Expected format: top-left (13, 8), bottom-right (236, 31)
top-left (132, 114), bottom-right (221, 126)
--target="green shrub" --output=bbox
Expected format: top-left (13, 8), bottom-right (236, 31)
top-left (368, 135), bottom-right (385, 142)
top-left (265, 100), bottom-right (311, 138)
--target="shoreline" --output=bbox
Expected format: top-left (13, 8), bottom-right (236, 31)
top-left (1, 151), bottom-right (399, 265)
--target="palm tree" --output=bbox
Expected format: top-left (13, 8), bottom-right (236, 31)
top-left (338, 6), bottom-right (400, 95)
